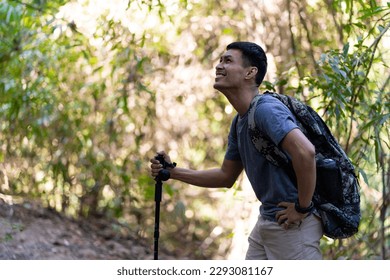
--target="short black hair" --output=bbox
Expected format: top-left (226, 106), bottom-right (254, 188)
top-left (226, 42), bottom-right (267, 86)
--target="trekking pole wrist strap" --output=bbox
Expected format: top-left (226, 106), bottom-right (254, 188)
top-left (295, 201), bottom-right (314, 214)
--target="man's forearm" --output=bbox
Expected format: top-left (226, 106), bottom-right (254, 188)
top-left (169, 167), bottom-right (235, 189)
top-left (292, 156), bottom-right (316, 208)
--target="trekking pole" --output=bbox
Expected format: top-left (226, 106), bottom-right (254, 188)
top-left (153, 154), bottom-right (171, 260)
top-left (154, 177), bottom-right (162, 260)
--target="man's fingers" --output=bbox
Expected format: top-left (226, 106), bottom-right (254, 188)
top-left (277, 201), bottom-right (289, 208)
top-left (277, 215), bottom-right (287, 225)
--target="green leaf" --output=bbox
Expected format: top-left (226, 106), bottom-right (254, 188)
top-left (343, 43), bottom-right (350, 56)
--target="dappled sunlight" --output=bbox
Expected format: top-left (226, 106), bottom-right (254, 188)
top-left (0, 0), bottom-right (388, 260)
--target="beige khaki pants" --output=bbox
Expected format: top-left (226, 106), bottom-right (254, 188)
top-left (245, 214), bottom-right (323, 260)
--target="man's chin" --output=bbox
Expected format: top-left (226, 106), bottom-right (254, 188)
top-left (213, 82), bottom-right (223, 91)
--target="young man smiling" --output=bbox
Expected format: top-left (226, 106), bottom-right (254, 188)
top-left (150, 42), bottom-right (323, 259)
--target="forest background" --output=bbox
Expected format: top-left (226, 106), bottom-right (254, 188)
top-left (0, 0), bottom-right (389, 260)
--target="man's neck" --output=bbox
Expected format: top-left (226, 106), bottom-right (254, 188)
top-left (223, 88), bottom-right (259, 116)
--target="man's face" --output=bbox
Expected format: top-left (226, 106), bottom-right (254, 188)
top-left (213, 49), bottom-right (248, 91)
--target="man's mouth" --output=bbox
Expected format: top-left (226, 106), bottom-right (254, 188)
top-left (216, 72), bottom-right (226, 78)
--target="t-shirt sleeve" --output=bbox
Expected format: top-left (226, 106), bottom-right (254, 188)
top-left (224, 115), bottom-right (242, 161)
top-left (255, 98), bottom-right (299, 147)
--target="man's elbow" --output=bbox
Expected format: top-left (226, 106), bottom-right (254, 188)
top-left (302, 142), bottom-right (316, 163)
top-left (307, 142), bottom-right (316, 158)
top-left (292, 142), bottom-right (316, 163)
top-left (221, 178), bottom-right (236, 189)
top-left (224, 183), bottom-right (235, 189)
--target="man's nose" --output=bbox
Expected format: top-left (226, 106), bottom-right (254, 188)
top-left (215, 62), bottom-right (223, 70)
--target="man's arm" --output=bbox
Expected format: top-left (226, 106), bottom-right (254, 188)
top-left (150, 151), bottom-right (243, 189)
top-left (276, 128), bottom-right (316, 227)
top-left (281, 128), bottom-right (316, 208)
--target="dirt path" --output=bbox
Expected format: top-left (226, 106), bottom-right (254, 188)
top-left (0, 198), bottom-right (172, 260)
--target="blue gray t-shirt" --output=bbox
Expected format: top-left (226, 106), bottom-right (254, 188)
top-left (225, 94), bottom-right (300, 221)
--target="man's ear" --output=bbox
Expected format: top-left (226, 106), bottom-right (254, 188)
top-left (245, 67), bottom-right (258, 80)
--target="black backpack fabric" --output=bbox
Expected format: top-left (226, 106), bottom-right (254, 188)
top-left (246, 91), bottom-right (361, 239)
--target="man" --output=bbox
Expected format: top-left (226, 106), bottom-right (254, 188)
top-left (150, 42), bottom-right (323, 259)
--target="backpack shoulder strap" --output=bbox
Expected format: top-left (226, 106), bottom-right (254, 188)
top-left (247, 93), bottom-right (289, 167)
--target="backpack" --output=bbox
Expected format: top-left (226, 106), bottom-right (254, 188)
top-left (246, 91), bottom-right (361, 239)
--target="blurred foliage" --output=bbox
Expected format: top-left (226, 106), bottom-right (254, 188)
top-left (0, 0), bottom-right (389, 259)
